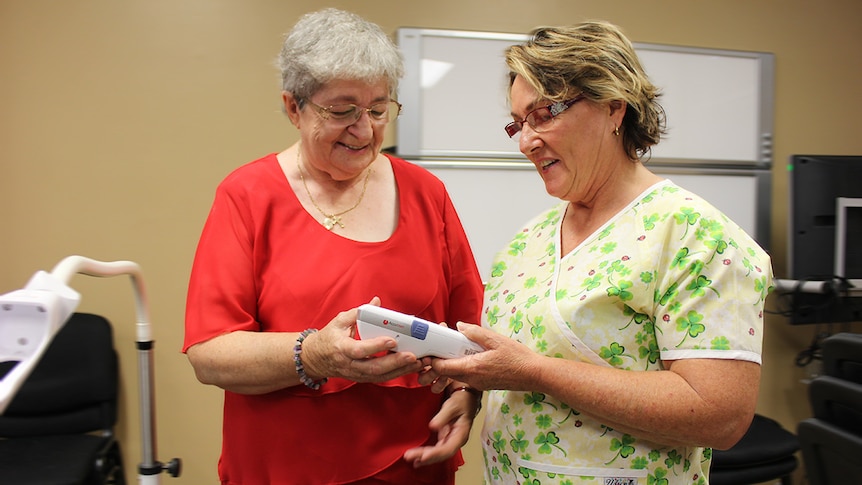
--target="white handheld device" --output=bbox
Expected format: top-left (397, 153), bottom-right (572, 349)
top-left (356, 304), bottom-right (484, 358)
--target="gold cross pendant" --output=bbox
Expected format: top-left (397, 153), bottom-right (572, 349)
top-left (323, 216), bottom-right (344, 230)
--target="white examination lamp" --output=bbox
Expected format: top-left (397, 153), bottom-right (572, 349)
top-left (0, 255), bottom-right (181, 484)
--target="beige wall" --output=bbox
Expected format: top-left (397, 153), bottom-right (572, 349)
top-left (2, 1), bottom-right (861, 483)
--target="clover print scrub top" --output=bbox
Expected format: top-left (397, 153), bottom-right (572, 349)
top-left (480, 180), bottom-right (772, 485)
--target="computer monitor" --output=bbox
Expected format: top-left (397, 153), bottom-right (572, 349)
top-left (835, 197), bottom-right (862, 290)
top-left (787, 155), bottom-right (862, 324)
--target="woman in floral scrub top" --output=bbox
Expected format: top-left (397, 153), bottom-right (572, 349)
top-left (429, 21), bottom-right (773, 485)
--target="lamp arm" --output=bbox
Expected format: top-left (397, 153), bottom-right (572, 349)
top-left (50, 256), bottom-right (152, 343)
top-left (50, 255), bottom-right (181, 482)
top-left (1, 255), bottom-right (181, 481)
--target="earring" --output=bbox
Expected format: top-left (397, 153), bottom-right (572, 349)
top-left (613, 126), bottom-right (620, 136)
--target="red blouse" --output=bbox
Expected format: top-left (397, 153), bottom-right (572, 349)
top-left (184, 153), bottom-right (484, 484)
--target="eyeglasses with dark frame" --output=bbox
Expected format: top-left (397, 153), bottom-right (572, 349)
top-left (504, 93), bottom-right (587, 138)
top-left (303, 99), bottom-right (402, 126)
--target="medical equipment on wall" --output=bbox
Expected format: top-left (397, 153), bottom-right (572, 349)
top-left (0, 255), bottom-right (181, 484)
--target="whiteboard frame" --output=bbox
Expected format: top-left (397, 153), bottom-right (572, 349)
top-left (396, 28), bottom-right (775, 167)
top-left (650, 163), bottom-right (772, 250)
top-left (414, 159), bottom-right (772, 280)
top-left (440, 159), bottom-right (774, 247)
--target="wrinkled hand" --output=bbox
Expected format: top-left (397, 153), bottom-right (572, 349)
top-left (402, 387), bottom-right (478, 467)
top-left (429, 322), bottom-right (537, 392)
top-left (416, 320), bottom-right (456, 394)
top-left (418, 360), bottom-right (452, 394)
top-left (301, 297), bottom-right (424, 383)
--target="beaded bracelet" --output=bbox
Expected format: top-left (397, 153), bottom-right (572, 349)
top-left (448, 385), bottom-right (483, 416)
top-left (294, 329), bottom-right (328, 390)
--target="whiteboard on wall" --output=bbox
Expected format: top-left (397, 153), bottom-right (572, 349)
top-left (396, 28), bottom-right (775, 166)
top-left (416, 161), bottom-right (771, 281)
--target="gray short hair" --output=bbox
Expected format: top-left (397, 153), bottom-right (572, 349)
top-left (276, 8), bottom-right (403, 102)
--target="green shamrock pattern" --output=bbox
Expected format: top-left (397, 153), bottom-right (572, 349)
top-left (480, 181), bottom-right (772, 485)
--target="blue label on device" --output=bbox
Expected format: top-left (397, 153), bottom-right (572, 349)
top-left (411, 320), bottom-right (429, 340)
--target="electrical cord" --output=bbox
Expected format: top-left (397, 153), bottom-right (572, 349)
top-left (765, 275), bottom-right (840, 318)
top-left (794, 329), bottom-right (829, 368)
top-left (765, 275), bottom-right (859, 372)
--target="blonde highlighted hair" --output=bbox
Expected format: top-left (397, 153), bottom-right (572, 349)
top-left (506, 20), bottom-right (666, 160)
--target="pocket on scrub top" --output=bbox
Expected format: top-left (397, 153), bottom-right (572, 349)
top-left (515, 458), bottom-right (648, 485)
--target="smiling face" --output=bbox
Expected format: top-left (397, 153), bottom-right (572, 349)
top-left (510, 75), bottom-right (625, 205)
top-left (284, 78), bottom-right (392, 181)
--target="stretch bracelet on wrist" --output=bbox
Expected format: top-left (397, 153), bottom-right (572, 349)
top-left (294, 329), bottom-right (327, 390)
top-left (448, 385), bottom-right (483, 415)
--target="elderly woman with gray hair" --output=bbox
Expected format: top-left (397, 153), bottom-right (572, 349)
top-left (183, 8), bottom-right (483, 484)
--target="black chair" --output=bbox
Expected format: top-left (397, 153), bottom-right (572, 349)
top-left (709, 414), bottom-right (799, 485)
top-left (797, 420), bottom-right (862, 485)
top-left (808, 375), bottom-right (862, 434)
top-left (820, 332), bottom-right (862, 384)
top-left (798, 375), bottom-right (862, 485)
top-left (0, 312), bottom-right (125, 484)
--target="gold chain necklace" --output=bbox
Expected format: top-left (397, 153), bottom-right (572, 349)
top-left (296, 147), bottom-right (373, 231)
